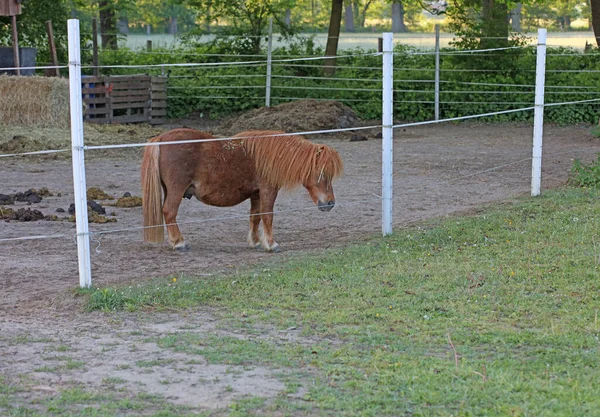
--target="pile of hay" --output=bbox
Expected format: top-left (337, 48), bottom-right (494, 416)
top-left (214, 100), bottom-right (362, 136)
top-left (0, 75), bottom-right (70, 129)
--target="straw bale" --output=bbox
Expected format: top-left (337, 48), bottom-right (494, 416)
top-left (0, 75), bottom-right (70, 129)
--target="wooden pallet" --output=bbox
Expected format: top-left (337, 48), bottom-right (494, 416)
top-left (82, 75), bottom-right (167, 125)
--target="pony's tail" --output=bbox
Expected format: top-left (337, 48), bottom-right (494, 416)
top-left (141, 137), bottom-right (164, 244)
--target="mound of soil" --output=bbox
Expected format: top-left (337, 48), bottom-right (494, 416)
top-left (87, 187), bottom-right (113, 201)
top-left (1, 208), bottom-right (45, 222)
top-left (68, 200), bottom-right (106, 216)
top-left (0, 135), bottom-right (49, 154)
top-left (13, 189), bottom-right (42, 204)
top-left (214, 100), bottom-right (362, 136)
top-left (113, 196), bottom-right (142, 208)
top-left (0, 194), bottom-right (13, 205)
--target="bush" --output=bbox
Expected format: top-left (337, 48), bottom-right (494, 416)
top-left (570, 154), bottom-right (600, 188)
top-left (96, 42), bottom-right (600, 124)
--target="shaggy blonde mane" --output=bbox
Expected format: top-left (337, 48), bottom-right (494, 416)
top-left (234, 130), bottom-right (343, 189)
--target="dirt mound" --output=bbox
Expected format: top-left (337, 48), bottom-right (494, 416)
top-left (68, 201), bottom-right (106, 216)
top-left (0, 124), bottom-right (165, 159)
top-left (0, 135), bottom-right (51, 154)
top-left (0, 188), bottom-right (53, 205)
top-left (1, 207), bottom-right (45, 221)
top-left (13, 189), bottom-right (42, 204)
top-left (87, 187), bottom-right (114, 200)
top-left (214, 100), bottom-right (362, 136)
top-left (113, 196), bottom-right (142, 208)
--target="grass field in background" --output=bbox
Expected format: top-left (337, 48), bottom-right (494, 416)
top-left (120, 31), bottom-right (598, 51)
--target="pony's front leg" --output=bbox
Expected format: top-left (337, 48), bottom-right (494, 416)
top-left (259, 189), bottom-right (280, 253)
top-left (163, 189), bottom-right (189, 251)
top-left (247, 193), bottom-right (262, 248)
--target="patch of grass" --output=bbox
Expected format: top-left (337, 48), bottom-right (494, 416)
top-left (570, 153), bottom-right (600, 187)
top-left (228, 397), bottom-right (267, 417)
top-left (63, 359), bottom-right (85, 370)
top-left (136, 358), bottom-right (176, 368)
top-left (83, 188), bottom-right (600, 415)
top-left (33, 366), bottom-right (57, 373)
top-left (1, 380), bottom-right (208, 417)
top-left (103, 377), bottom-right (127, 385)
top-left (10, 335), bottom-right (54, 345)
top-left (54, 345), bottom-right (70, 352)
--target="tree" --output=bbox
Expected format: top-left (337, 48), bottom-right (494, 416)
top-left (0, 0), bottom-right (90, 64)
top-left (510, 2), bottom-right (522, 32)
top-left (592, 0), bottom-right (600, 46)
top-left (446, 0), bottom-right (515, 49)
top-left (392, 1), bottom-right (408, 32)
top-left (98, 0), bottom-right (118, 49)
top-left (324, 0), bottom-right (343, 75)
top-left (481, 0), bottom-right (509, 47)
top-left (345, 1), bottom-right (355, 31)
top-left (186, 0), bottom-right (295, 54)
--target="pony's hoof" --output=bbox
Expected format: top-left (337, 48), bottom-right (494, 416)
top-left (248, 241), bottom-right (261, 249)
top-left (174, 243), bottom-right (190, 252)
top-left (270, 244), bottom-right (281, 253)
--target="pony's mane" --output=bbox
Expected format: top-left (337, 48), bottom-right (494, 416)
top-left (235, 130), bottom-right (343, 189)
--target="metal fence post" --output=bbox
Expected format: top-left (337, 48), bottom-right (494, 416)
top-left (68, 19), bottom-right (92, 288)
top-left (531, 28), bottom-right (547, 196)
top-left (382, 32), bottom-right (394, 236)
top-left (434, 24), bottom-right (440, 121)
top-left (265, 18), bottom-right (273, 107)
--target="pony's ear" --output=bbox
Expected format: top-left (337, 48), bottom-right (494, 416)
top-left (316, 145), bottom-right (325, 155)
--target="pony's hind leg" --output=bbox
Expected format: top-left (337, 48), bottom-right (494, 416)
top-left (162, 185), bottom-right (190, 251)
top-left (247, 193), bottom-right (262, 248)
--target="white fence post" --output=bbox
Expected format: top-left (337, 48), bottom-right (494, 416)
top-left (68, 19), bottom-right (92, 288)
top-left (434, 24), bottom-right (440, 121)
top-left (265, 17), bottom-right (273, 107)
top-left (382, 32), bottom-right (394, 236)
top-left (531, 28), bottom-right (547, 197)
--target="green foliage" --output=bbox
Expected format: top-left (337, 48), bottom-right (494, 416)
top-left (0, 0), bottom-right (91, 66)
top-left (96, 40), bottom-right (600, 124)
top-left (570, 153), bottom-right (600, 187)
top-left (185, 0), bottom-right (296, 54)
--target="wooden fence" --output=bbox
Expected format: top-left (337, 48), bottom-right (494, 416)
top-left (81, 75), bottom-right (167, 125)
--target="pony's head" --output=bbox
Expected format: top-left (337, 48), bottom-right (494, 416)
top-left (303, 145), bottom-right (343, 212)
top-left (237, 131), bottom-right (343, 211)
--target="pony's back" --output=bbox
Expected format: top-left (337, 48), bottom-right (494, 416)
top-left (234, 130), bottom-right (343, 189)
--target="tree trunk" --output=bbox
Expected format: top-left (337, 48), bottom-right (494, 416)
top-left (99, 0), bottom-right (118, 50)
top-left (146, 24), bottom-right (151, 35)
top-left (69, 0), bottom-right (77, 18)
top-left (592, 0), bottom-right (600, 47)
top-left (481, 0), bottom-right (509, 48)
top-left (359, 0), bottom-right (372, 28)
top-left (324, 0), bottom-right (344, 76)
top-left (565, 15), bottom-right (571, 30)
top-left (285, 8), bottom-right (291, 27)
top-left (510, 3), bottom-right (522, 32)
top-left (169, 16), bottom-right (178, 34)
top-left (345, 3), bottom-right (355, 32)
top-left (392, 1), bottom-right (407, 33)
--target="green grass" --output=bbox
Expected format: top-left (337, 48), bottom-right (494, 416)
top-left (0, 379), bottom-right (208, 417)
top-left (76, 187), bottom-right (600, 415)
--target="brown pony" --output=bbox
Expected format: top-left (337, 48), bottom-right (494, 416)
top-left (141, 128), bottom-right (343, 252)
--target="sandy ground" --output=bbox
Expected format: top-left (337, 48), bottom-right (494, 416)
top-left (1, 122), bottom-right (599, 412)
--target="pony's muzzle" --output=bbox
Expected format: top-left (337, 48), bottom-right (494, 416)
top-left (318, 200), bottom-right (335, 212)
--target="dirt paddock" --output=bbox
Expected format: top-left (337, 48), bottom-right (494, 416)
top-left (1, 122), bottom-right (599, 412)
